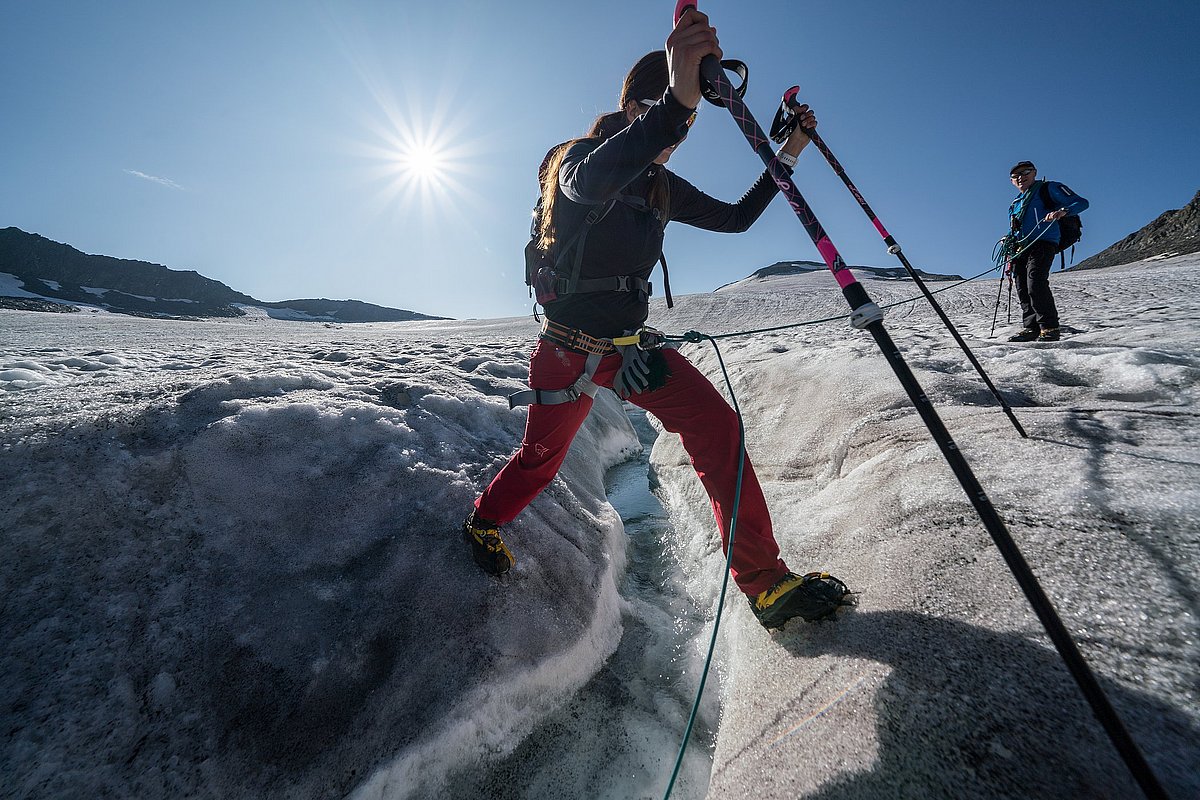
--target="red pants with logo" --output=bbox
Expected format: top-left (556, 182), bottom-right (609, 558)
top-left (475, 340), bottom-right (790, 596)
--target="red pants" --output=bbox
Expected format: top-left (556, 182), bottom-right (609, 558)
top-left (476, 340), bottom-right (790, 596)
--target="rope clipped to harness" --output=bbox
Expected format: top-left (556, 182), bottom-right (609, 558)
top-left (611, 326), bottom-right (668, 350)
top-left (508, 324), bottom-right (671, 407)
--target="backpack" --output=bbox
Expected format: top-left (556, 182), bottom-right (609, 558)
top-left (1038, 181), bottom-right (1082, 268)
top-left (524, 196), bottom-right (609, 307)
top-left (523, 194), bottom-right (672, 312)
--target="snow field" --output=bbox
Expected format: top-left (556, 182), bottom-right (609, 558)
top-left (1, 254), bottom-right (1197, 798)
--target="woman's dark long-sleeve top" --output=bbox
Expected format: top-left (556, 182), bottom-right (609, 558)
top-left (543, 90), bottom-right (785, 338)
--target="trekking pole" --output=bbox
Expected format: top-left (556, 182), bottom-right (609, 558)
top-left (670, 3), bottom-right (1169, 798)
top-left (773, 88), bottom-right (1025, 437)
top-left (1006, 274), bottom-right (1014, 322)
top-left (989, 237), bottom-right (1014, 339)
top-left (989, 268), bottom-right (1005, 338)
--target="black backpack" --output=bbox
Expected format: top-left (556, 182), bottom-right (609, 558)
top-left (524, 194), bottom-right (671, 312)
top-left (1038, 181), bottom-right (1082, 267)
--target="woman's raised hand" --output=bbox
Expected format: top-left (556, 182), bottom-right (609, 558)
top-left (666, 7), bottom-right (721, 110)
top-left (781, 103), bottom-right (818, 156)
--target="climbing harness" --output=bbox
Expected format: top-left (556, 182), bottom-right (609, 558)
top-left (539, 318), bottom-right (615, 356)
top-left (506, 322), bottom-right (669, 408)
top-left (506, 351), bottom-right (603, 409)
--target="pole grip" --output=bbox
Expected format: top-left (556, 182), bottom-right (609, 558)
top-left (674, 1), bottom-right (739, 106)
top-left (672, 1), bottom-right (721, 82)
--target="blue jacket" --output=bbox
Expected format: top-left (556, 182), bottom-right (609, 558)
top-left (1009, 180), bottom-right (1089, 245)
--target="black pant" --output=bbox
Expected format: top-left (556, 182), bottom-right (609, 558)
top-left (1011, 240), bottom-right (1059, 330)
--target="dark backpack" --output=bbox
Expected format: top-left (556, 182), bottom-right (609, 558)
top-left (523, 194), bottom-right (671, 311)
top-left (523, 196), bottom-right (610, 306)
top-left (1038, 181), bottom-right (1082, 267)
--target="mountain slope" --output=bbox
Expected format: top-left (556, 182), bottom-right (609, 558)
top-left (1071, 189), bottom-right (1200, 270)
top-left (0, 227), bottom-right (447, 322)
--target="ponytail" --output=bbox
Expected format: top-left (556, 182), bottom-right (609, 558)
top-left (534, 97), bottom-right (671, 252)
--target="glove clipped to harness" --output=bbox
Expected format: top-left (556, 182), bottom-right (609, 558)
top-left (612, 329), bottom-right (670, 400)
top-left (613, 345), bottom-right (653, 399)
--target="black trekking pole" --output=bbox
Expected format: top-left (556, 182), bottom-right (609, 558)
top-left (771, 88), bottom-right (1026, 437)
top-left (670, 3), bottom-right (1168, 798)
top-left (989, 268), bottom-right (1006, 338)
top-left (990, 233), bottom-right (1017, 338)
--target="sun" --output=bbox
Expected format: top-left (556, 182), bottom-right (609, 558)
top-left (396, 140), bottom-right (448, 184)
top-left (354, 108), bottom-right (479, 222)
top-left (343, 52), bottom-right (497, 227)
top-left (332, 13), bottom-right (495, 226)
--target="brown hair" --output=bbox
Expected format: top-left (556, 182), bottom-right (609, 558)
top-left (535, 51), bottom-right (672, 252)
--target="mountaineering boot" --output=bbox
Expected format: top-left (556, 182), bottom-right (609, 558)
top-left (1007, 327), bottom-right (1039, 342)
top-left (463, 511), bottom-right (514, 575)
top-left (1037, 327), bottom-right (1061, 342)
top-left (749, 571), bottom-right (851, 630)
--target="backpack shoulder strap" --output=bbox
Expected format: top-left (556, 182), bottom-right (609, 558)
top-left (614, 193), bottom-right (673, 307)
top-left (561, 199), bottom-right (617, 294)
top-left (555, 191), bottom-right (675, 307)
top-left (1039, 180), bottom-right (1064, 211)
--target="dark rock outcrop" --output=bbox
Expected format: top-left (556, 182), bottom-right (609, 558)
top-left (0, 296), bottom-right (78, 313)
top-left (718, 260), bottom-right (963, 291)
top-left (255, 298), bottom-right (443, 323)
top-left (1071, 190), bottom-right (1200, 270)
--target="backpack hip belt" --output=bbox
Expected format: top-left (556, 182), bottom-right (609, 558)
top-left (556, 273), bottom-right (653, 301)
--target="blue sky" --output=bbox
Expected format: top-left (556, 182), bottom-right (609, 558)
top-left (2, 1), bottom-right (1197, 320)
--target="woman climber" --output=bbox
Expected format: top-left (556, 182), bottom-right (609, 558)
top-left (463, 8), bottom-right (849, 629)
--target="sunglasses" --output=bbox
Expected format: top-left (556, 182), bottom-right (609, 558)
top-left (640, 99), bottom-right (697, 128)
top-left (1010, 168), bottom-right (1035, 180)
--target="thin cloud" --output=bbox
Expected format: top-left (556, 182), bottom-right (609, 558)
top-left (124, 169), bottom-right (184, 190)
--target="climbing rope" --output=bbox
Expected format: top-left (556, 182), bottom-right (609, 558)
top-left (993, 218), bottom-right (1057, 267)
top-left (661, 333), bottom-right (745, 800)
top-left (659, 260), bottom-right (1043, 798)
top-left (664, 263), bottom-right (999, 346)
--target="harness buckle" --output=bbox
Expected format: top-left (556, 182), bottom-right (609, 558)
top-left (637, 326), bottom-right (666, 350)
top-left (614, 275), bottom-right (630, 291)
top-left (613, 326), bottom-right (667, 351)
